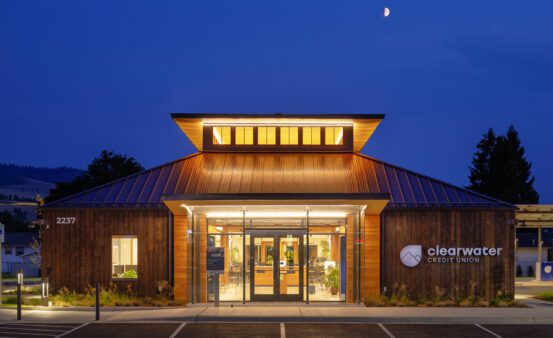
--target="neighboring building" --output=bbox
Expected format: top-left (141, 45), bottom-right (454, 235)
top-left (41, 113), bottom-right (515, 304)
top-left (2, 232), bottom-right (40, 277)
top-left (516, 205), bottom-right (553, 280)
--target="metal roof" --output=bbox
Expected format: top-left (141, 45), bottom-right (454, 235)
top-left (45, 152), bottom-right (512, 209)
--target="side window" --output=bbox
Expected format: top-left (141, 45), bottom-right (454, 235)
top-left (5, 247), bottom-right (12, 255)
top-left (212, 126), bottom-right (231, 145)
top-left (302, 127), bottom-right (321, 145)
top-left (325, 127), bottom-right (344, 145)
top-left (15, 247), bottom-right (24, 256)
top-left (112, 236), bottom-right (138, 279)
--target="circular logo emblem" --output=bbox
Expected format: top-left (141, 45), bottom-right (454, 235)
top-left (400, 245), bottom-right (422, 267)
top-left (545, 266), bottom-right (552, 274)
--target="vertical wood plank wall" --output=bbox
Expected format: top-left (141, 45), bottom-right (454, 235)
top-left (363, 214), bottom-right (381, 303)
top-left (381, 209), bottom-right (515, 300)
top-left (173, 214), bottom-right (188, 302)
top-left (41, 209), bottom-right (169, 296)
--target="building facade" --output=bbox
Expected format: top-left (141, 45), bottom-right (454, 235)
top-left (41, 114), bottom-right (515, 304)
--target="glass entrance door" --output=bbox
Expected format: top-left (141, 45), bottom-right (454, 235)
top-left (250, 232), bottom-right (304, 301)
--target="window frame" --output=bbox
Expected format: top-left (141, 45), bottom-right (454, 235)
top-left (325, 126), bottom-right (344, 145)
top-left (111, 235), bottom-right (139, 280)
top-left (257, 126), bottom-right (277, 145)
top-left (212, 126), bottom-right (232, 145)
top-left (235, 126), bottom-right (254, 145)
top-left (302, 126), bottom-right (321, 145)
top-left (280, 126), bottom-right (299, 145)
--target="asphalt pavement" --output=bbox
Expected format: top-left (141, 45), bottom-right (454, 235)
top-left (0, 322), bottom-right (550, 338)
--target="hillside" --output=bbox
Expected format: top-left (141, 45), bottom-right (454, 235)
top-left (0, 163), bottom-right (84, 200)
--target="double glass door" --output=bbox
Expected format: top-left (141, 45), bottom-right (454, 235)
top-left (250, 232), bottom-right (304, 301)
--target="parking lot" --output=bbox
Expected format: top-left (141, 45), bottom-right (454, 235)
top-left (0, 322), bottom-right (551, 338)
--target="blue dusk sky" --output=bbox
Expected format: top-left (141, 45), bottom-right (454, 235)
top-left (1, 1), bottom-right (552, 202)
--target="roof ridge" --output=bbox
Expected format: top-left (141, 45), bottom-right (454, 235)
top-left (44, 152), bottom-right (202, 207)
top-left (354, 153), bottom-right (513, 207)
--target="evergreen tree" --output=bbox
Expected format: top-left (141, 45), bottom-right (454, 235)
top-left (468, 128), bottom-right (496, 194)
top-left (46, 150), bottom-right (143, 203)
top-left (468, 125), bottom-right (539, 204)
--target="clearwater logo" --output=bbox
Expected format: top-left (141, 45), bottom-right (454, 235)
top-left (400, 245), bottom-right (422, 267)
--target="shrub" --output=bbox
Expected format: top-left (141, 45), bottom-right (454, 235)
top-left (154, 280), bottom-right (173, 300)
top-left (527, 265), bottom-right (535, 277)
top-left (536, 291), bottom-right (553, 302)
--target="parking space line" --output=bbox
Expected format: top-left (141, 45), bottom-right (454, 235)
top-left (55, 322), bottom-right (90, 338)
top-left (168, 322), bottom-right (187, 338)
top-left (0, 327), bottom-right (66, 333)
top-left (0, 332), bottom-right (54, 337)
top-left (1, 324), bottom-right (80, 329)
top-left (474, 324), bottom-right (502, 338)
top-left (377, 323), bottom-right (395, 338)
top-left (280, 322), bottom-right (285, 338)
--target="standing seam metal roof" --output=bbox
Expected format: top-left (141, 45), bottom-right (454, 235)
top-left (45, 152), bottom-right (513, 209)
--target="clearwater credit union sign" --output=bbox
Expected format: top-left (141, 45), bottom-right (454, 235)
top-left (400, 244), bottom-right (503, 268)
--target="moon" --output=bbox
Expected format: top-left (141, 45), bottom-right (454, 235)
top-left (384, 7), bottom-right (391, 17)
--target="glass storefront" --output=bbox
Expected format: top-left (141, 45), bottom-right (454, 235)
top-left (186, 204), bottom-right (362, 303)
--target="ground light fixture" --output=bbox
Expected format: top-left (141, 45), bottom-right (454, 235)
top-left (17, 270), bottom-right (23, 320)
top-left (41, 278), bottom-right (49, 307)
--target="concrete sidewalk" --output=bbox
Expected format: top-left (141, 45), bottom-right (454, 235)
top-left (2, 301), bottom-right (553, 324)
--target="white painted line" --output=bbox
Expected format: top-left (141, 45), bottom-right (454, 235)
top-left (1, 324), bottom-right (79, 329)
top-left (280, 323), bottom-right (286, 338)
top-left (0, 332), bottom-right (54, 337)
top-left (55, 322), bottom-right (90, 338)
top-left (377, 323), bottom-right (395, 338)
top-left (0, 327), bottom-right (66, 333)
top-left (168, 322), bottom-right (187, 338)
top-left (475, 324), bottom-right (502, 338)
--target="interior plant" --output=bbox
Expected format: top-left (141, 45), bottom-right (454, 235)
top-left (285, 250), bottom-right (295, 265)
top-left (324, 267), bottom-right (340, 295)
top-left (122, 270), bottom-right (138, 279)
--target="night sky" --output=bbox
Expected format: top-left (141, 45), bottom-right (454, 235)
top-left (1, 1), bottom-right (552, 202)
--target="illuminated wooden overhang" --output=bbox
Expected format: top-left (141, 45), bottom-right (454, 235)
top-left (171, 113), bottom-right (384, 152)
top-left (516, 204), bottom-right (553, 227)
top-left (163, 193), bottom-right (390, 216)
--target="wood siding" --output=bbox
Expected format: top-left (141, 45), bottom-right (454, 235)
top-left (381, 209), bottom-right (515, 300)
top-left (363, 214), bottom-right (380, 302)
top-left (41, 209), bottom-right (169, 297)
top-left (173, 214), bottom-right (188, 302)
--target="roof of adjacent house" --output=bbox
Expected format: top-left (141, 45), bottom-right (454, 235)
top-left (4, 232), bottom-right (37, 246)
top-left (44, 152), bottom-right (512, 209)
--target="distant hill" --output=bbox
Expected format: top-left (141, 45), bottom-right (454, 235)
top-left (0, 163), bottom-right (84, 200)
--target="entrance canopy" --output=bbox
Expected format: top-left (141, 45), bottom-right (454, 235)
top-left (164, 193), bottom-right (390, 217)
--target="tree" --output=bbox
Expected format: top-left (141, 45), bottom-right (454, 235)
top-left (468, 129), bottom-right (496, 194)
top-left (467, 125), bottom-right (539, 204)
top-left (46, 150), bottom-right (143, 203)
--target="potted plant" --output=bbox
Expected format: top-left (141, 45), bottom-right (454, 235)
top-left (285, 250), bottom-right (295, 265)
top-left (324, 267), bottom-right (340, 295)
